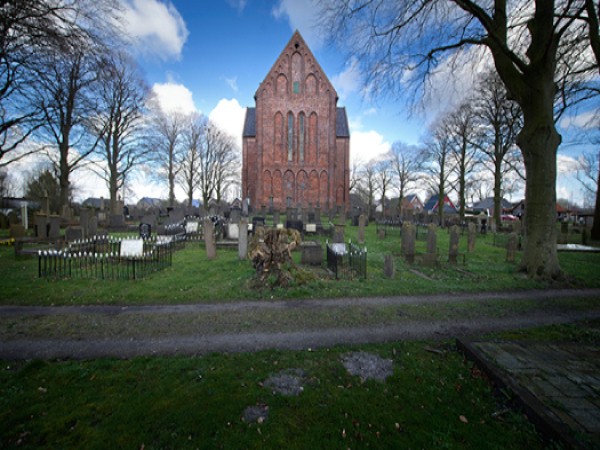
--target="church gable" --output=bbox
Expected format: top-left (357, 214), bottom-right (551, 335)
top-left (256, 31), bottom-right (337, 101)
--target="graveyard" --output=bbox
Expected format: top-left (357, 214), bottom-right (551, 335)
top-left (1, 206), bottom-right (600, 449)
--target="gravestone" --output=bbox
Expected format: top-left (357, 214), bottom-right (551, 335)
top-left (506, 233), bottom-right (518, 262)
top-left (383, 255), bottom-right (395, 278)
top-left (333, 223), bottom-right (345, 244)
top-left (48, 216), bottom-right (61, 239)
top-left (62, 205), bottom-right (73, 222)
top-left (203, 218), bottom-right (217, 260)
top-left (35, 214), bottom-right (48, 238)
top-left (79, 208), bottom-right (92, 237)
top-left (301, 241), bottom-right (323, 265)
top-left (273, 210), bottom-right (280, 226)
top-left (139, 223), bottom-right (152, 239)
top-left (401, 222), bottom-right (416, 264)
top-left (424, 223), bottom-right (438, 266)
top-left (120, 239), bottom-right (144, 258)
top-left (109, 214), bottom-right (125, 229)
top-left (21, 204), bottom-right (28, 229)
top-left (185, 220), bottom-right (199, 235)
top-left (88, 216), bottom-right (98, 237)
top-left (65, 226), bottom-right (83, 242)
top-left (467, 222), bottom-right (477, 252)
top-left (314, 206), bottom-right (321, 224)
top-left (358, 214), bottom-right (366, 244)
top-left (227, 222), bottom-right (240, 240)
top-left (448, 225), bottom-right (460, 264)
top-left (238, 218), bottom-right (248, 260)
top-left (559, 221), bottom-right (569, 244)
top-left (141, 214), bottom-right (157, 228)
top-left (230, 207), bottom-right (241, 224)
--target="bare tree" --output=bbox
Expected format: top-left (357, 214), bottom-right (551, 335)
top-left (374, 158), bottom-right (393, 219)
top-left (473, 71), bottom-right (524, 228)
top-left (356, 161), bottom-right (378, 220)
top-left (148, 107), bottom-right (186, 208)
top-left (443, 103), bottom-right (479, 222)
top-left (178, 113), bottom-right (204, 208)
top-left (90, 51), bottom-right (149, 214)
top-left (320, 0), bottom-right (600, 279)
top-left (390, 142), bottom-right (421, 218)
top-left (421, 125), bottom-right (453, 226)
top-left (29, 47), bottom-right (103, 211)
top-left (0, 0), bottom-right (120, 167)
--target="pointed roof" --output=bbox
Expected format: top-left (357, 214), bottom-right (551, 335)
top-left (256, 30), bottom-right (338, 100)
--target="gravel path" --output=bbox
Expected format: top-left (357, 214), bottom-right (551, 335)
top-left (1, 288), bottom-right (599, 360)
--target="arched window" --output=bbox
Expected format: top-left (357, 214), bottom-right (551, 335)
top-left (299, 113), bottom-right (305, 162)
top-left (287, 112), bottom-right (294, 162)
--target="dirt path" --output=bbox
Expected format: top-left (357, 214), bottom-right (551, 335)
top-left (1, 288), bottom-right (599, 360)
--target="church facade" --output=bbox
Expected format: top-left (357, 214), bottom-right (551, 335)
top-left (242, 31), bottom-right (350, 213)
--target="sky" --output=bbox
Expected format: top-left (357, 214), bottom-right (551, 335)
top-left (9, 0), bottom-right (597, 207)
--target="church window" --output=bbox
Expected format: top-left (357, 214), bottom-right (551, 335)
top-left (293, 81), bottom-right (299, 94)
top-left (287, 112), bottom-right (294, 162)
top-left (299, 113), bottom-right (305, 162)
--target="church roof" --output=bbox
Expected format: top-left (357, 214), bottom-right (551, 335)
top-left (336, 107), bottom-right (349, 138)
top-left (243, 107), bottom-right (256, 137)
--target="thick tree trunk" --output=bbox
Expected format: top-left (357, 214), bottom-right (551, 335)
top-left (493, 156), bottom-right (502, 230)
top-left (59, 142), bottom-right (70, 214)
top-left (517, 121), bottom-right (562, 278)
top-left (591, 156), bottom-right (600, 240)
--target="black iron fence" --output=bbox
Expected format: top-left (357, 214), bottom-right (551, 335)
top-left (38, 237), bottom-right (173, 280)
top-left (326, 241), bottom-right (367, 280)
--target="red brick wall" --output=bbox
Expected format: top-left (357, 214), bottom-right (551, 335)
top-left (242, 32), bottom-right (349, 213)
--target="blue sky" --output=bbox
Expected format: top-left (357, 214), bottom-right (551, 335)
top-left (11, 0), bottom-right (593, 206)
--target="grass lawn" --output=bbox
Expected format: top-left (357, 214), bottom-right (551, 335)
top-left (2, 319), bottom-right (598, 450)
top-left (1, 221), bottom-right (599, 305)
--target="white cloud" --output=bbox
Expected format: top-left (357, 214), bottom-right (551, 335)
top-left (331, 56), bottom-right (361, 101)
top-left (559, 111), bottom-right (599, 130)
top-left (209, 98), bottom-right (246, 150)
top-left (557, 154), bottom-right (579, 175)
top-left (350, 130), bottom-right (391, 166)
top-left (121, 0), bottom-right (188, 60)
top-left (223, 76), bottom-right (239, 93)
top-left (226, 0), bottom-right (247, 14)
top-left (150, 81), bottom-right (198, 115)
top-left (272, 0), bottom-right (325, 49)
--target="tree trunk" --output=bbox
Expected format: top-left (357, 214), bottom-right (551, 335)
top-left (59, 142), bottom-right (70, 214)
top-left (517, 121), bottom-right (562, 278)
top-left (493, 155), bottom-right (502, 230)
top-left (591, 155), bottom-right (600, 240)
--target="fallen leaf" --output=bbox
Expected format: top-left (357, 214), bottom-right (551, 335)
top-left (342, 428), bottom-right (346, 438)
top-left (459, 415), bottom-right (469, 424)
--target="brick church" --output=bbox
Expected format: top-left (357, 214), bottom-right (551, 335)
top-left (242, 31), bottom-right (350, 213)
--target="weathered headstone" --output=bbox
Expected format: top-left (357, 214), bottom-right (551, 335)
top-left (35, 214), bottom-right (47, 238)
top-left (42, 191), bottom-right (50, 215)
top-left (383, 254), bottom-right (395, 278)
top-left (424, 223), bottom-right (438, 266)
top-left (109, 214), bottom-right (125, 229)
top-left (300, 241), bottom-right (323, 265)
top-left (230, 207), bottom-right (241, 224)
top-left (203, 218), bottom-right (217, 260)
top-left (314, 205), bottom-right (321, 224)
top-left (333, 223), bottom-right (345, 243)
top-left (227, 222), bottom-right (240, 240)
top-left (79, 208), bottom-right (91, 237)
top-left (448, 225), bottom-right (460, 264)
top-left (139, 223), bottom-right (152, 239)
top-left (559, 221), bottom-right (569, 244)
top-left (238, 218), bottom-right (248, 260)
top-left (401, 222), bottom-right (416, 264)
top-left (467, 222), bottom-right (477, 252)
top-left (65, 226), bottom-right (83, 242)
top-left (506, 232), bottom-right (518, 262)
top-left (358, 214), bottom-right (366, 244)
top-left (88, 216), bottom-right (98, 237)
top-left (21, 204), bottom-right (28, 230)
top-left (48, 215), bottom-right (61, 239)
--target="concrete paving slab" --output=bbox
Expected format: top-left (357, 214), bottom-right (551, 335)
top-left (458, 339), bottom-right (600, 449)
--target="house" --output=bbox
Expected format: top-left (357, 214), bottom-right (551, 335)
top-left (423, 194), bottom-right (457, 215)
top-left (136, 197), bottom-right (163, 211)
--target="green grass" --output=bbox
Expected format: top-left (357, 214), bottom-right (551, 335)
top-left (1, 222), bottom-right (599, 306)
top-left (0, 340), bottom-right (546, 450)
